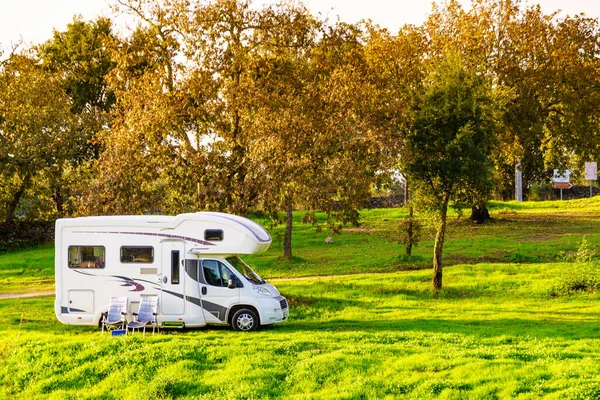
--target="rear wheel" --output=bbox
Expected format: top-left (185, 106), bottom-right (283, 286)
top-left (231, 308), bottom-right (258, 332)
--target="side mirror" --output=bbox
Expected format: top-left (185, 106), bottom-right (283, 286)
top-left (228, 278), bottom-right (236, 289)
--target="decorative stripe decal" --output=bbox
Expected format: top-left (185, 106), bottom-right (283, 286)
top-left (74, 270), bottom-right (147, 292)
top-left (61, 306), bottom-right (86, 313)
top-left (72, 230), bottom-right (216, 246)
top-left (161, 288), bottom-right (184, 300)
top-left (164, 290), bottom-right (226, 322)
top-left (185, 295), bottom-right (202, 307)
top-left (67, 271), bottom-right (229, 324)
top-left (204, 213), bottom-right (271, 243)
top-left (198, 299), bottom-right (228, 322)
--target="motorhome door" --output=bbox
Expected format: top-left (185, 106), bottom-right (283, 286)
top-left (161, 241), bottom-right (185, 314)
top-left (199, 259), bottom-right (241, 323)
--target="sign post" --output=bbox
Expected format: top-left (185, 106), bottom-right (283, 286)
top-left (585, 162), bottom-right (597, 197)
top-left (552, 170), bottom-right (572, 200)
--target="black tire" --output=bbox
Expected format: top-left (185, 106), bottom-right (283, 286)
top-left (231, 308), bottom-right (259, 332)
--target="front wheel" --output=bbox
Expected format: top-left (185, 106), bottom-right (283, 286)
top-left (231, 308), bottom-right (259, 332)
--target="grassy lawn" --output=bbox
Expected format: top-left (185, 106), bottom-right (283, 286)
top-left (2, 198), bottom-right (600, 291)
top-left (1, 198), bottom-right (600, 398)
top-left (0, 244), bottom-right (54, 295)
top-left (1, 264), bottom-right (600, 399)
top-left (247, 198), bottom-right (600, 277)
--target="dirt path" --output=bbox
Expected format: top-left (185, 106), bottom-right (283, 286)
top-left (268, 273), bottom-right (370, 282)
top-left (0, 273), bottom-right (379, 298)
top-left (0, 276), bottom-right (339, 299)
top-left (0, 291), bottom-right (54, 300)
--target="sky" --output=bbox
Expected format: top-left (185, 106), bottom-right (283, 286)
top-left (2, 0), bottom-right (600, 51)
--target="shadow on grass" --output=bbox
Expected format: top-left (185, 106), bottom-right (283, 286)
top-left (277, 317), bottom-right (600, 340)
top-left (3, 291), bottom-right (599, 342)
top-left (4, 310), bottom-right (600, 341)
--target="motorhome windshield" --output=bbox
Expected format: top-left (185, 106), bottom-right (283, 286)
top-left (226, 256), bottom-right (265, 284)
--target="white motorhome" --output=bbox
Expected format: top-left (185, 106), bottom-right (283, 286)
top-left (54, 212), bottom-right (288, 331)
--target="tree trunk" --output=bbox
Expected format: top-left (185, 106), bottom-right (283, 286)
top-left (405, 180), bottom-right (413, 256)
top-left (470, 204), bottom-right (490, 224)
top-left (283, 202), bottom-right (293, 260)
top-left (52, 188), bottom-right (64, 215)
top-left (406, 203), bottom-right (414, 256)
top-left (5, 172), bottom-right (31, 224)
top-left (432, 196), bottom-right (449, 292)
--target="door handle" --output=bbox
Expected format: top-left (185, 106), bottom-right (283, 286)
top-left (202, 286), bottom-right (207, 295)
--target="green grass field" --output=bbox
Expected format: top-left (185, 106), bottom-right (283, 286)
top-left (1, 198), bottom-right (600, 398)
top-left (0, 243), bottom-right (54, 295)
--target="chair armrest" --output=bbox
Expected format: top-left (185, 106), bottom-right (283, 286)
top-left (132, 312), bottom-right (139, 317)
top-left (153, 312), bottom-right (159, 316)
top-left (121, 312), bottom-right (127, 316)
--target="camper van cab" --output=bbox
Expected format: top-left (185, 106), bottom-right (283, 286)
top-left (54, 212), bottom-right (288, 331)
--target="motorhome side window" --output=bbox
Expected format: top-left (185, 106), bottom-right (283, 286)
top-left (202, 260), bottom-right (233, 287)
top-left (68, 246), bottom-right (105, 269)
top-left (171, 250), bottom-right (180, 284)
top-left (204, 229), bottom-right (223, 241)
top-left (120, 246), bottom-right (154, 263)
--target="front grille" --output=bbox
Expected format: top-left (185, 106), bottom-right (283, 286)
top-left (280, 298), bottom-right (288, 310)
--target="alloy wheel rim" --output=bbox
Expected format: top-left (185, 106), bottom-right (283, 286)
top-left (237, 313), bottom-right (254, 330)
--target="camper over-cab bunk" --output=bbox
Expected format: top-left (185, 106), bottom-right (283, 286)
top-left (54, 212), bottom-right (288, 332)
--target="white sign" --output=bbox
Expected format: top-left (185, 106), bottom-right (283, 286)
top-left (552, 169), bottom-right (571, 183)
top-left (585, 162), bottom-right (597, 181)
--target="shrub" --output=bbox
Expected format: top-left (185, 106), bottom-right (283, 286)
top-left (553, 237), bottom-right (600, 295)
top-left (505, 253), bottom-right (539, 263)
top-left (528, 182), bottom-right (556, 201)
top-left (398, 215), bottom-right (421, 256)
top-left (562, 236), bottom-right (595, 264)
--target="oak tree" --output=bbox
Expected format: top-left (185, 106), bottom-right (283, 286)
top-left (404, 53), bottom-right (501, 292)
top-left (0, 53), bottom-right (75, 222)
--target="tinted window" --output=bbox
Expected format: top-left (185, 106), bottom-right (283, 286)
top-left (202, 260), bottom-right (234, 287)
top-left (120, 246), bottom-right (154, 263)
top-left (185, 259), bottom-right (199, 281)
top-left (226, 256), bottom-right (264, 284)
top-left (68, 246), bottom-right (105, 269)
top-left (204, 229), bottom-right (223, 241)
top-left (171, 250), bottom-right (180, 284)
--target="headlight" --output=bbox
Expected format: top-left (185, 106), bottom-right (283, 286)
top-left (253, 286), bottom-right (273, 297)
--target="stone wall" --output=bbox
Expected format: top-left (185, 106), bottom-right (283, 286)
top-left (364, 195), bottom-right (405, 208)
top-left (552, 185), bottom-right (600, 200)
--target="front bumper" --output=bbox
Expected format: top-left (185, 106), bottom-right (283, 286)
top-left (257, 296), bottom-right (289, 325)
